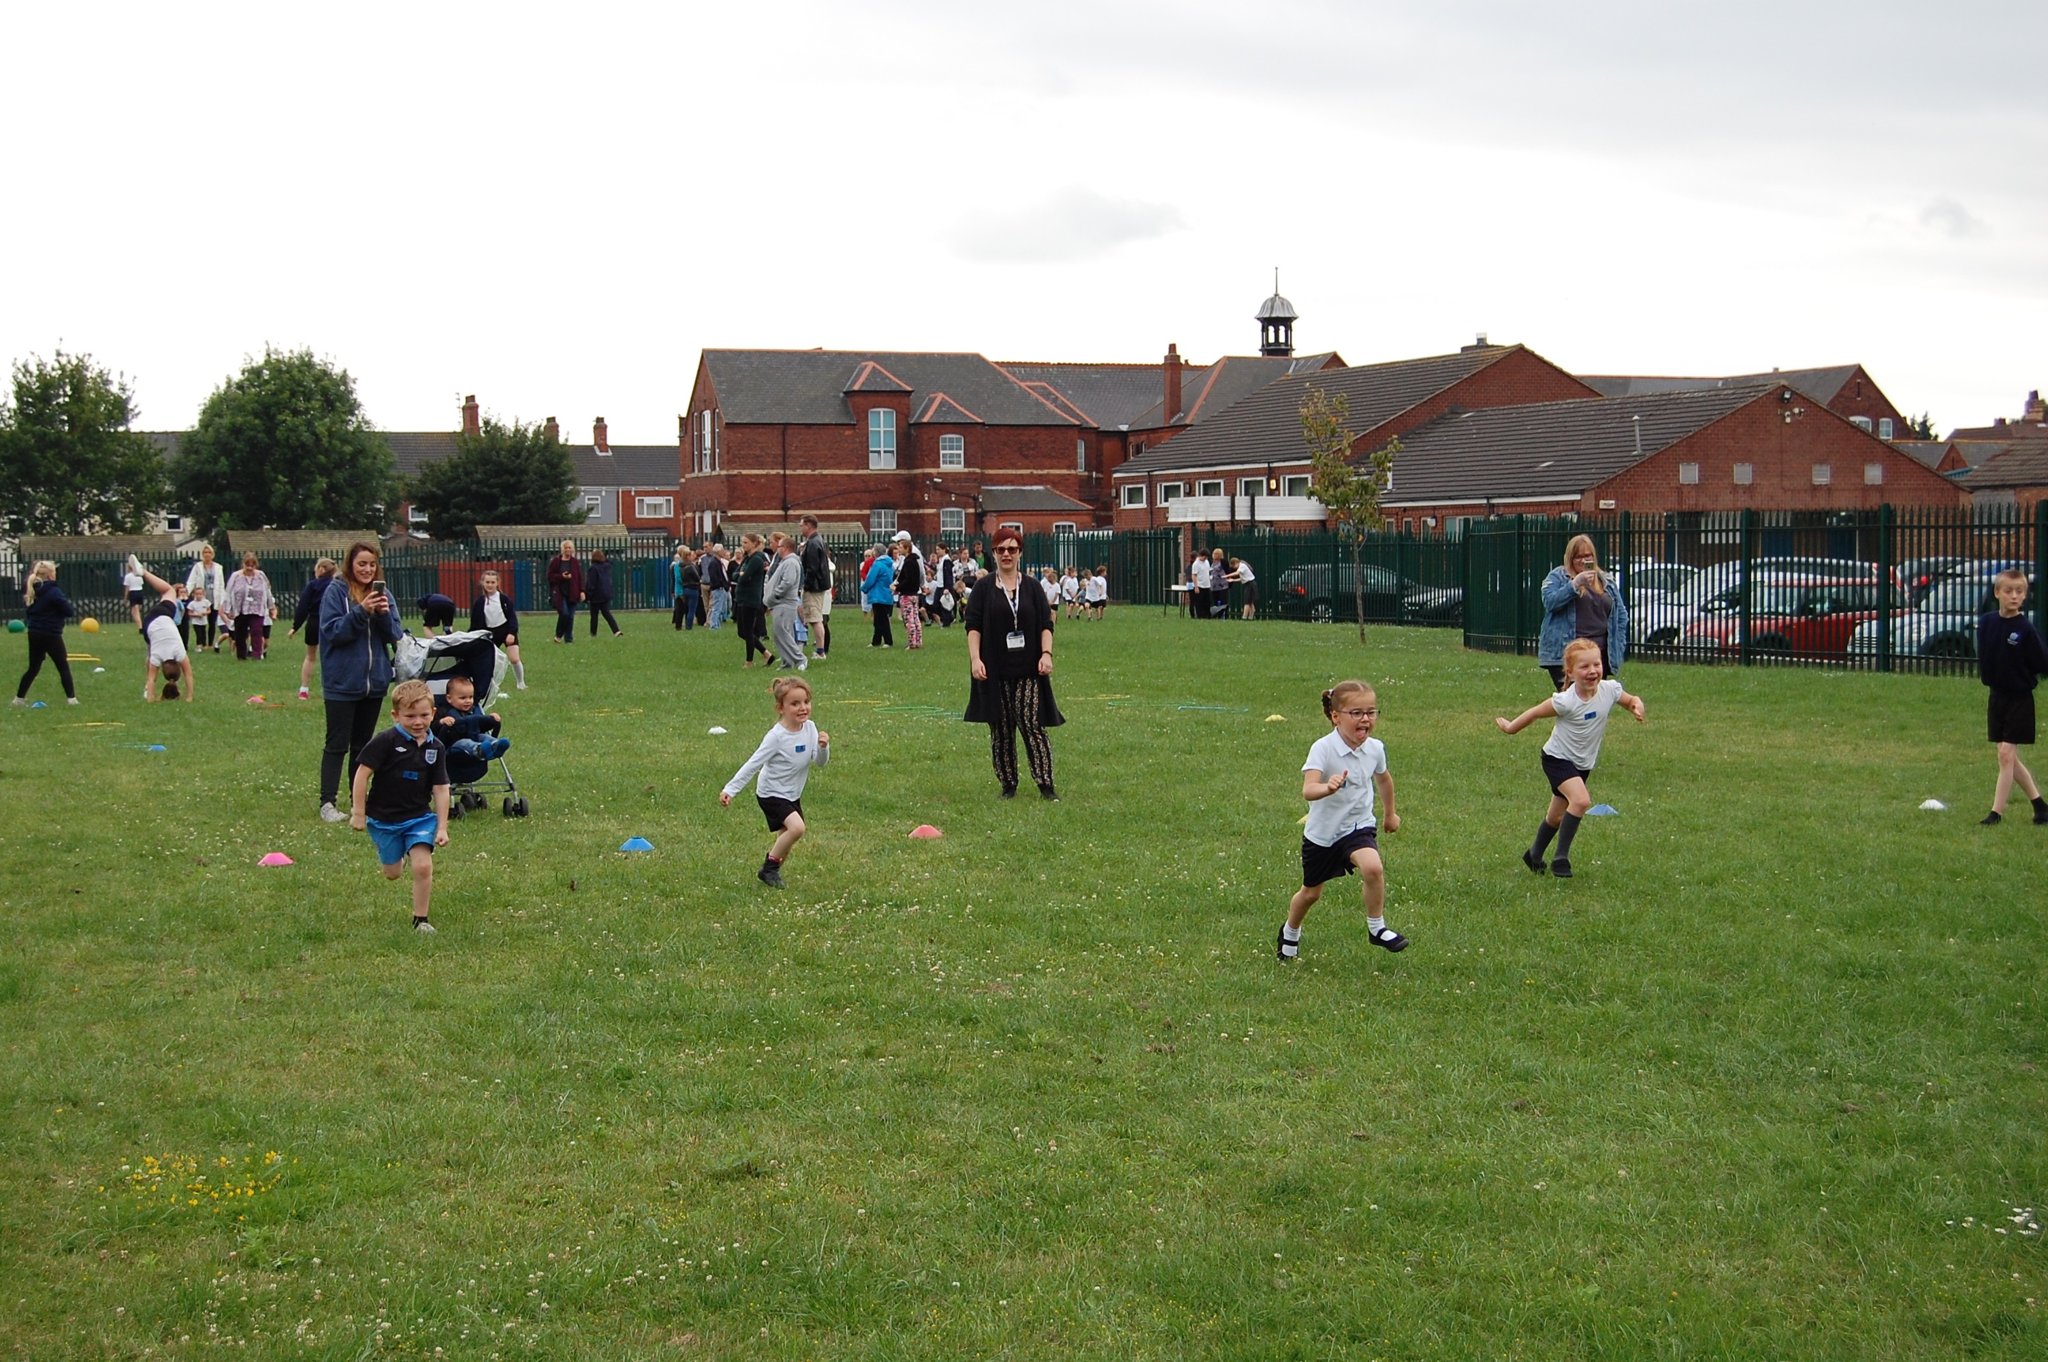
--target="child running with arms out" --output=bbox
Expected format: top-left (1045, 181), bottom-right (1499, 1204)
top-left (1281, 680), bottom-right (1406, 960)
top-left (350, 678), bottom-right (451, 933)
top-left (1495, 637), bottom-right (1645, 878)
top-left (721, 675), bottom-right (830, 888)
top-left (1977, 567), bottom-right (2048, 825)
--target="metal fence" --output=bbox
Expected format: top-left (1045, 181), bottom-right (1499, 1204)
top-left (1179, 526), bottom-right (1466, 625)
top-left (1462, 503), bottom-right (2048, 674)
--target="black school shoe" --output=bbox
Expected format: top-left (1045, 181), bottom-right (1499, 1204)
top-left (1277, 927), bottom-right (1299, 961)
top-left (1521, 848), bottom-right (1547, 875)
top-left (758, 861), bottom-right (785, 889)
top-left (1550, 858), bottom-right (1574, 879)
top-left (1369, 926), bottom-right (1408, 952)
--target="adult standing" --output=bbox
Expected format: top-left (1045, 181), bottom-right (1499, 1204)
top-left (288, 557), bottom-right (337, 698)
top-left (547, 539), bottom-right (583, 644)
top-left (224, 552), bottom-right (277, 660)
top-left (586, 548), bottom-right (622, 637)
top-left (964, 527), bottom-right (1063, 800)
top-left (318, 541), bottom-right (402, 823)
top-left (14, 560), bottom-right (78, 707)
top-left (799, 516), bottom-right (833, 659)
top-left (731, 533), bottom-right (773, 667)
top-left (1538, 533), bottom-right (1628, 690)
top-left (1210, 548), bottom-right (1232, 619)
top-left (863, 541), bottom-right (898, 647)
top-left (892, 530), bottom-right (926, 650)
top-left (672, 547), bottom-right (703, 631)
top-left (701, 543), bottom-right (730, 630)
top-left (764, 531), bottom-right (805, 670)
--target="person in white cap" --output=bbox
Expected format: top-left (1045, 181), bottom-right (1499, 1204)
top-left (892, 530), bottom-right (925, 650)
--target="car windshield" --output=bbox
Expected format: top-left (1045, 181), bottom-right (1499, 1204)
top-left (1631, 566), bottom-right (1694, 593)
top-left (1752, 587), bottom-right (1809, 615)
top-left (1921, 578), bottom-right (1992, 613)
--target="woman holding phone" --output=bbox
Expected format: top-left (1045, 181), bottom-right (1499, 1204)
top-left (316, 540), bottom-right (403, 823)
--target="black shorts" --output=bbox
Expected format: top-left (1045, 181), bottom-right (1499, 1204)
top-left (420, 603), bottom-right (456, 630)
top-left (1301, 826), bottom-right (1378, 888)
top-left (486, 623), bottom-right (517, 648)
top-left (1988, 689), bottom-right (2036, 745)
top-left (127, 590), bottom-right (144, 606)
top-left (1542, 753), bottom-right (1594, 796)
top-left (757, 795), bottom-right (804, 832)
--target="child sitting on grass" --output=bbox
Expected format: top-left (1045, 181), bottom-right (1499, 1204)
top-left (1495, 637), bottom-right (1646, 878)
top-left (720, 675), bottom-right (829, 888)
top-left (1976, 567), bottom-right (2048, 826)
top-left (434, 673), bottom-right (510, 764)
top-left (350, 678), bottom-right (450, 934)
top-left (1280, 679), bottom-right (1406, 961)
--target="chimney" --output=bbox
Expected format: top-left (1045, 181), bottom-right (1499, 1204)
top-left (1162, 343), bottom-right (1183, 422)
top-left (594, 416), bottom-right (610, 453)
top-left (461, 394), bottom-right (480, 437)
top-left (2025, 390), bottom-right (2046, 423)
top-left (543, 416), bottom-right (559, 444)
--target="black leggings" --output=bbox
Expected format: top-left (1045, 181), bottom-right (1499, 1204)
top-left (589, 601), bottom-right (620, 635)
top-left (320, 695), bottom-right (384, 807)
top-left (870, 600), bottom-right (894, 647)
top-left (735, 604), bottom-right (771, 662)
top-left (17, 633), bottom-right (75, 699)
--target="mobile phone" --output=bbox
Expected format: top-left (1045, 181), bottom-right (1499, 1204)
top-left (370, 579), bottom-right (388, 598)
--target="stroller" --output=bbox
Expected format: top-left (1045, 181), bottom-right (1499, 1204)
top-left (393, 630), bottom-right (531, 818)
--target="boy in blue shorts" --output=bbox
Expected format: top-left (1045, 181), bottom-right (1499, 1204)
top-left (349, 678), bottom-right (451, 933)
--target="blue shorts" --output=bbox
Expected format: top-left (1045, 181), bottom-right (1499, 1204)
top-left (367, 812), bottom-right (440, 866)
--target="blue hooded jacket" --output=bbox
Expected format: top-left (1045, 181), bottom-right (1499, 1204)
top-left (318, 577), bottom-right (403, 700)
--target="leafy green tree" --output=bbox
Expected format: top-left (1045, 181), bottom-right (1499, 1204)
top-left (170, 347), bottom-right (397, 536)
top-left (1910, 411), bottom-right (1937, 440)
top-left (1300, 383), bottom-right (1400, 642)
top-left (0, 350), bottom-right (168, 536)
top-left (405, 416), bottom-right (580, 540)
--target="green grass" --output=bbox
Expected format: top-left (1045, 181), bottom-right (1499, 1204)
top-left (2, 612), bottom-right (2042, 1360)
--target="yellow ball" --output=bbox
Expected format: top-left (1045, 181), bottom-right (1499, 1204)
top-left (81, 616), bottom-right (101, 633)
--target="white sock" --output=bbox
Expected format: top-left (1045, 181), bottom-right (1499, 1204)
top-left (1368, 916), bottom-right (1386, 936)
top-left (513, 661), bottom-right (526, 683)
top-left (1282, 923), bottom-right (1301, 942)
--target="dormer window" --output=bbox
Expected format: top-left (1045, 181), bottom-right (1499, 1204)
top-left (869, 409), bottom-right (897, 469)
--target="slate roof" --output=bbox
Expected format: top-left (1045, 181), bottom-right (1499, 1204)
top-left (1113, 346), bottom-right (1536, 478)
top-left (702, 349), bottom-right (1079, 427)
top-left (1948, 440), bottom-right (2026, 470)
top-left (573, 444), bottom-right (681, 488)
top-left (1959, 444), bottom-right (2048, 490)
top-left (1892, 440), bottom-right (1955, 471)
top-left (1380, 385), bottom-right (1772, 506)
top-left (385, 431), bottom-right (461, 477)
top-left (1580, 365), bottom-right (1860, 404)
top-left (979, 485), bottom-right (1092, 513)
top-left (1001, 352), bottom-right (1339, 431)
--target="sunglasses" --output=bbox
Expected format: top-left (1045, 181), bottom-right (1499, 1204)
top-left (994, 545), bottom-right (1021, 554)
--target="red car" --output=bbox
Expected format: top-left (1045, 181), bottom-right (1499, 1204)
top-left (1681, 575), bottom-right (1900, 658)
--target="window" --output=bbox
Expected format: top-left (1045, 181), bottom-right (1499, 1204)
top-left (1076, 438), bottom-right (1087, 472)
top-left (1052, 521), bottom-right (1076, 536)
top-left (1864, 463), bottom-right (1884, 486)
top-left (940, 434), bottom-right (964, 469)
top-left (164, 514), bottom-right (184, 532)
top-left (1283, 474), bottom-right (1311, 497)
top-left (1678, 462), bottom-right (1700, 485)
top-left (940, 507), bottom-right (965, 536)
top-left (1733, 463), bottom-right (1754, 486)
top-left (1811, 464), bottom-right (1832, 486)
top-left (635, 496), bottom-right (674, 519)
top-left (868, 409), bottom-right (897, 469)
top-left (1237, 477), bottom-right (1262, 498)
top-left (869, 508), bottom-right (897, 538)
top-left (1877, 417), bottom-right (1895, 439)
top-left (697, 410), bottom-right (715, 472)
top-left (998, 521), bottom-right (1023, 535)
top-left (1121, 484), bottom-right (1146, 509)
top-left (1197, 479), bottom-right (1223, 497)
top-left (583, 493), bottom-right (603, 518)
top-left (1851, 416), bottom-right (1873, 432)
top-left (1159, 482), bottom-right (1185, 502)
top-left (409, 505), bottom-right (430, 525)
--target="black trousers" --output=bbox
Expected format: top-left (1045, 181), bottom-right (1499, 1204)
top-left (988, 674), bottom-right (1054, 791)
top-left (17, 633), bottom-right (75, 699)
top-left (588, 601), bottom-right (620, 635)
top-left (870, 601), bottom-right (894, 647)
top-left (735, 604), bottom-right (771, 662)
top-left (320, 695), bottom-right (384, 807)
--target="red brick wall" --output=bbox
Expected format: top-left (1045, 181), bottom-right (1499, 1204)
top-left (1809, 366), bottom-right (1909, 439)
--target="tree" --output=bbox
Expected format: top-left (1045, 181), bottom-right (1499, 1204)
top-left (170, 347), bottom-right (397, 537)
top-left (1910, 411), bottom-right (1937, 440)
top-left (0, 350), bottom-right (169, 536)
top-left (1300, 383), bottom-right (1400, 642)
top-left (405, 416), bottom-right (581, 540)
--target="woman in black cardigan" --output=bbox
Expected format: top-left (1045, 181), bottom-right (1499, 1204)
top-left (963, 527), bottom-right (1064, 799)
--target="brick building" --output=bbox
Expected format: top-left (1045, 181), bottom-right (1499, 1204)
top-left (1949, 389), bottom-right (2048, 443)
top-left (1582, 363), bottom-right (1913, 441)
top-left (1958, 444), bottom-right (2048, 514)
top-left (1374, 383), bottom-right (1965, 528)
top-left (1109, 342), bottom-right (1598, 530)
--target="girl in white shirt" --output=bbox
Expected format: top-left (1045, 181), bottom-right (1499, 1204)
top-left (720, 676), bottom-right (831, 888)
top-left (1280, 680), bottom-right (1406, 960)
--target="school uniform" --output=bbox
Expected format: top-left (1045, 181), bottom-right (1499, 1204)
top-left (1300, 729), bottom-right (1386, 886)
top-left (1979, 610), bottom-right (2048, 744)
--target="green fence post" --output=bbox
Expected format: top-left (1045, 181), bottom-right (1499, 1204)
top-left (1875, 503), bottom-right (1894, 674)
top-left (1738, 508), bottom-right (1756, 668)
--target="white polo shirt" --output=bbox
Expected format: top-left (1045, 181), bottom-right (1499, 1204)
top-left (1301, 730), bottom-right (1386, 846)
top-left (1542, 678), bottom-right (1623, 770)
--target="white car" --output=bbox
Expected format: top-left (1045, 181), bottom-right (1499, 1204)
top-left (1617, 562), bottom-right (1698, 644)
top-left (1846, 564), bottom-right (2030, 661)
top-left (1632, 557), bottom-right (1875, 647)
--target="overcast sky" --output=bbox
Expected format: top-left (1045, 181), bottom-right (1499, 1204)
top-left (6, 0), bottom-right (2043, 446)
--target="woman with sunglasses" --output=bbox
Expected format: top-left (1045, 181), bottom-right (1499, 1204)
top-left (963, 527), bottom-right (1064, 799)
top-left (1538, 534), bottom-right (1628, 690)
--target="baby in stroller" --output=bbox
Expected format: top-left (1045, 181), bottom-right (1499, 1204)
top-left (435, 673), bottom-right (510, 767)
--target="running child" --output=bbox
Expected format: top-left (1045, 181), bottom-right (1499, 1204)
top-left (129, 558), bottom-right (197, 703)
top-left (1085, 565), bottom-right (1109, 620)
top-left (720, 675), bottom-right (830, 888)
top-left (1495, 637), bottom-right (1645, 877)
top-left (349, 678), bottom-right (451, 933)
top-left (1059, 565), bottom-right (1081, 620)
top-left (1977, 567), bottom-right (2048, 825)
top-left (1280, 679), bottom-right (1407, 960)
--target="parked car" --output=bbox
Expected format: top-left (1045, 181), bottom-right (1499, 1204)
top-left (1846, 564), bottom-right (2032, 660)
top-left (1615, 562), bottom-right (1697, 643)
top-left (1400, 585), bottom-right (1464, 626)
top-left (1274, 564), bottom-right (1418, 623)
top-left (1681, 576), bottom-right (1893, 657)
top-left (1898, 556), bottom-right (1968, 606)
top-left (1633, 557), bottom-right (1879, 646)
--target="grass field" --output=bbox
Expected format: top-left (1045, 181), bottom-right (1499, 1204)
top-left (2, 610), bottom-right (2042, 1360)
